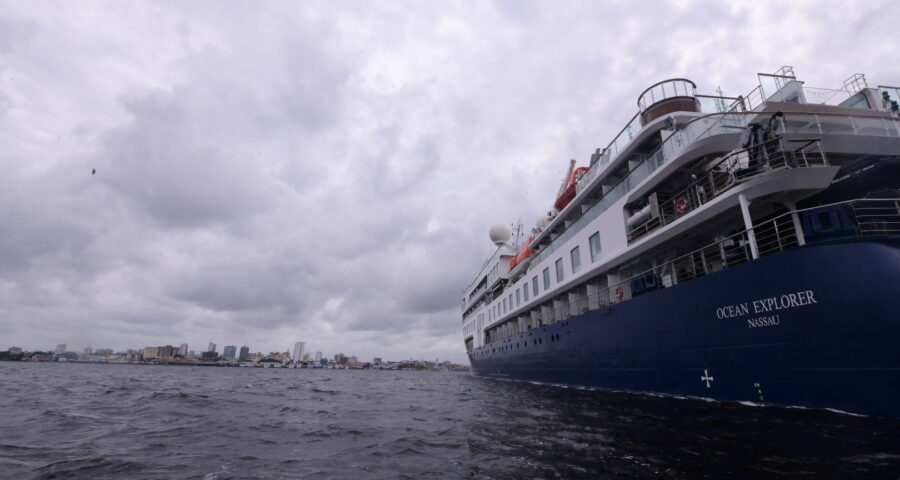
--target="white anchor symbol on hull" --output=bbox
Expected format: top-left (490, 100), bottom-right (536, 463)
top-left (701, 369), bottom-right (714, 388)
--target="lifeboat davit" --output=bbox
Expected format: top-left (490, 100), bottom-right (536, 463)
top-left (554, 166), bottom-right (590, 212)
top-left (508, 236), bottom-right (537, 280)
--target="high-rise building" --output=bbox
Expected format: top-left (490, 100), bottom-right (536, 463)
top-left (208, 342), bottom-right (217, 354)
top-left (179, 344), bottom-right (188, 357)
top-left (143, 346), bottom-right (158, 359)
top-left (223, 345), bottom-right (237, 359)
top-left (315, 351), bottom-right (322, 362)
top-left (157, 345), bottom-right (176, 358)
top-left (239, 346), bottom-right (250, 362)
top-left (292, 341), bottom-right (305, 365)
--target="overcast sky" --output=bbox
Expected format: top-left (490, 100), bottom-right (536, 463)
top-left (1, 0), bottom-right (898, 362)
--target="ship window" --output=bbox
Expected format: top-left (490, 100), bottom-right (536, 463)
top-left (589, 232), bottom-right (602, 262)
top-left (508, 294), bottom-right (513, 310)
top-left (523, 284), bottom-right (529, 301)
top-left (555, 258), bottom-right (564, 283)
top-left (543, 268), bottom-right (551, 290)
top-left (532, 276), bottom-right (539, 296)
top-left (570, 246), bottom-right (581, 274)
top-left (503, 298), bottom-right (507, 313)
top-left (516, 289), bottom-right (521, 306)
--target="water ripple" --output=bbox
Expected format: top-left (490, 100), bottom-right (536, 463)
top-left (0, 363), bottom-right (899, 479)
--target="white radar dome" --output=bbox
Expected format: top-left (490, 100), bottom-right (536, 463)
top-left (489, 223), bottom-right (512, 246)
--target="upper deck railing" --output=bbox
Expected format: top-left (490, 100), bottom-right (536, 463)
top-left (579, 69), bottom-right (896, 219)
top-left (637, 78), bottom-right (697, 112)
top-left (531, 111), bottom-right (900, 268)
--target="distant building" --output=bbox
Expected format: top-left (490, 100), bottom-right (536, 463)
top-left (223, 345), bottom-right (237, 359)
top-left (208, 342), bottom-right (217, 354)
top-left (83, 346), bottom-right (93, 355)
top-left (302, 353), bottom-right (310, 362)
top-left (55, 344), bottom-right (67, 355)
top-left (143, 346), bottom-right (159, 359)
top-left (179, 344), bottom-right (189, 357)
top-left (334, 353), bottom-right (348, 365)
top-left (349, 356), bottom-right (358, 364)
top-left (157, 345), bottom-right (176, 358)
top-left (201, 351), bottom-right (218, 361)
top-left (31, 352), bottom-right (54, 362)
top-left (239, 346), bottom-right (250, 362)
top-left (270, 352), bottom-right (290, 363)
top-left (315, 351), bottom-right (322, 362)
top-left (373, 357), bottom-right (383, 365)
top-left (292, 342), bottom-right (305, 365)
top-left (56, 351), bottom-right (78, 361)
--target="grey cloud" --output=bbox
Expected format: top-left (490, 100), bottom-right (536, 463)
top-left (1, 1), bottom-right (899, 362)
top-left (0, 13), bottom-right (35, 53)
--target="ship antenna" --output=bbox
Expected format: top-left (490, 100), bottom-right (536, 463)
top-left (513, 219), bottom-right (524, 247)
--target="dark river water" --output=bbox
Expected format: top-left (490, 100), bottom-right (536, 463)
top-left (1, 362), bottom-right (899, 479)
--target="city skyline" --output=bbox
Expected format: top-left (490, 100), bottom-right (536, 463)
top-left (3, 340), bottom-right (447, 366)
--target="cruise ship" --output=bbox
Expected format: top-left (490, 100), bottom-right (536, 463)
top-left (461, 67), bottom-right (900, 417)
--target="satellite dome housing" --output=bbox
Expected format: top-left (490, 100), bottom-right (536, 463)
top-left (489, 223), bottom-right (511, 246)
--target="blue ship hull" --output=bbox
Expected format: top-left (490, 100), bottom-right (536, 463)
top-left (469, 237), bottom-right (900, 417)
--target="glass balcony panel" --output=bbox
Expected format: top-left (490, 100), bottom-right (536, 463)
top-left (782, 115), bottom-right (821, 135)
top-left (854, 116), bottom-right (890, 136)
top-left (817, 115), bottom-right (855, 134)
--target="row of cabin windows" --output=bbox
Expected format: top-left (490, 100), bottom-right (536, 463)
top-left (485, 231), bottom-right (603, 323)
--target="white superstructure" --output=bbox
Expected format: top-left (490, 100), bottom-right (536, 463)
top-left (461, 67), bottom-right (900, 354)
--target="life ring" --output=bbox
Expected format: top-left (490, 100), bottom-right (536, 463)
top-left (674, 196), bottom-right (690, 215)
top-left (615, 286), bottom-right (624, 300)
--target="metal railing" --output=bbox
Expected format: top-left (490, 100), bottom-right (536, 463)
top-left (627, 137), bottom-right (828, 242)
top-left (483, 198), bottom-right (900, 343)
top-left (854, 201), bottom-right (900, 235)
top-left (637, 78), bottom-right (698, 112)
top-left (533, 112), bottom-right (899, 275)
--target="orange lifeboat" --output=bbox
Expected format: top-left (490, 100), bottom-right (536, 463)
top-left (554, 166), bottom-right (590, 212)
top-left (508, 236), bottom-right (536, 273)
